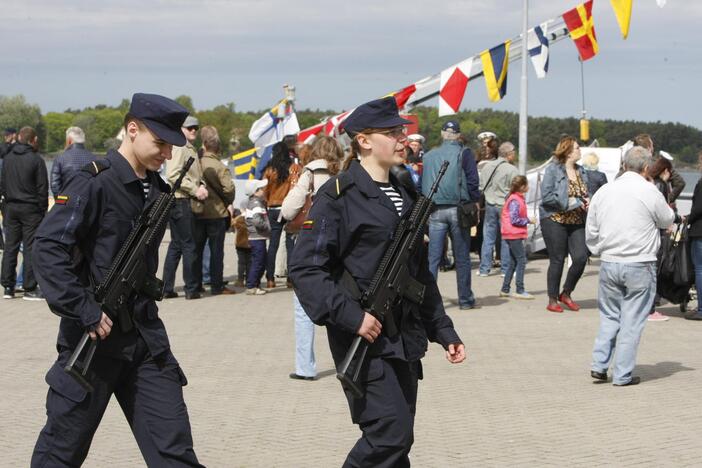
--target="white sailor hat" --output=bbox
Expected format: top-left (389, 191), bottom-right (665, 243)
top-left (477, 131), bottom-right (497, 142)
top-left (659, 150), bottom-right (674, 161)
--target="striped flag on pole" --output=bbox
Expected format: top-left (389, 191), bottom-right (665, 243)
top-left (527, 23), bottom-right (550, 78)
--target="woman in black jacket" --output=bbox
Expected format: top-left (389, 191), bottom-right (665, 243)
top-left (648, 157), bottom-right (675, 321)
top-left (686, 152), bottom-right (702, 320)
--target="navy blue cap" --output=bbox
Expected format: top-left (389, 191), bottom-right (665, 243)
top-left (441, 120), bottom-right (461, 133)
top-left (343, 97), bottom-right (412, 136)
top-left (129, 93), bottom-right (189, 146)
top-left (3, 127), bottom-right (17, 135)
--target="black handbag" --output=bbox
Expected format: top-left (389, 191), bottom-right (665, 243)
top-left (456, 149), bottom-right (479, 229)
top-left (673, 223), bottom-right (695, 287)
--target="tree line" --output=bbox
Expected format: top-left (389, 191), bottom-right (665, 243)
top-left (1, 94), bottom-right (700, 165)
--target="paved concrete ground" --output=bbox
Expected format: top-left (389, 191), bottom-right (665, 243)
top-left (1, 236), bottom-right (701, 467)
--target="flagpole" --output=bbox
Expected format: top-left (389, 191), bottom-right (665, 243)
top-left (518, 0), bottom-right (528, 176)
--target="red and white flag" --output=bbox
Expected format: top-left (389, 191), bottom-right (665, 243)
top-left (393, 76), bottom-right (438, 110)
top-left (439, 57), bottom-right (474, 116)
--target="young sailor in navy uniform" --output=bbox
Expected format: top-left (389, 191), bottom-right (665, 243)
top-left (289, 96), bottom-right (466, 467)
top-left (30, 93), bottom-right (203, 467)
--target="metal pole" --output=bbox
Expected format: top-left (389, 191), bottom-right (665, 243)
top-left (579, 58), bottom-right (586, 120)
top-left (518, 0), bottom-right (529, 175)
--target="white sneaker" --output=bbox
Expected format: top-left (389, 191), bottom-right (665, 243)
top-left (512, 292), bottom-right (535, 300)
top-left (477, 272), bottom-right (489, 277)
top-left (246, 288), bottom-right (267, 296)
top-left (499, 291), bottom-right (510, 297)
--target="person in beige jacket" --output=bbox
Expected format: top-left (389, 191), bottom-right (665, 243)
top-left (193, 125), bottom-right (236, 295)
top-left (282, 135), bottom-right (342, 381)
top-left (162, 116), bottom-right (209, 300)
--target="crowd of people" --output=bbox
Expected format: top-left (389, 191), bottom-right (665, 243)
top-left (1, 117), bottom-right (701, 338)
top-left (1, 93), bottom-right (701, 466)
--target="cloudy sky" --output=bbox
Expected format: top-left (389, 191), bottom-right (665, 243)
top-left (2, 1), bottom-right (700, 129)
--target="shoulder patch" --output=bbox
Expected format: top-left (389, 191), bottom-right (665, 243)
top-left (54, 195), bottom-right (70, 205)
top-left (328, 172), bottom-right (354, 199)
top-left (81, 159), bottom-right (111, 177)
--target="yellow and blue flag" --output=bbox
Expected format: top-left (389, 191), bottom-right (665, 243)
top-left (480, 40), bottom-right (511, 102)
top-left (231, 147), bottom-right (258, 180)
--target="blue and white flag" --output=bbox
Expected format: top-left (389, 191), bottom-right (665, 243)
top-left (248, 98), bottom-right (300, 156)
top-left (527, 22), bottom-right (549, 79)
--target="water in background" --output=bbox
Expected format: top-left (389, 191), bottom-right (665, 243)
top-left (681, 171), bottom-right (699, 194)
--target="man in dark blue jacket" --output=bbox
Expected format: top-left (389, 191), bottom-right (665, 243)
top-left (50, 126), bottom-right (97, 197)
top-left (30, 93), bottom-right (203, 467)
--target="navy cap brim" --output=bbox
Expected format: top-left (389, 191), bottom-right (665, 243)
top-left (345, 115), bottom-right (414, 136)
top-left (142, 118), bottom-right (186, 146)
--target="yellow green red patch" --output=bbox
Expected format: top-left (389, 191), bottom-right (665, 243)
top-left (302, 220), bottom-right (314, 230)
top-left (55, 195), bottom-right (69, 205)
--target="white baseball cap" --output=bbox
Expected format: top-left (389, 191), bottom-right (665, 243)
top-left (245, 179), bottom-right (268, 196)
top-left (407, 134), bottom-right (425, 143)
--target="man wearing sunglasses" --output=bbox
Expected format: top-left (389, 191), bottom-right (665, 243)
top-left (162, 116), bottom-right (209, 300)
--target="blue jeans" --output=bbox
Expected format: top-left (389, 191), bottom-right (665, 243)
top-left (202, 240), bottom-right (211, 284)
top-left (479, 204), bottom-right (510, 275)
top-left (266, 207), bottom-right (294, 281)
top-left (691, 239), bottom-right (702, 317)
top-left (427, 206), bottom-right (475, 307)
top-left (591, 261), bottom-right (656, 385)
top-left (247, 240), bottom-right (268, 289)
top-left (501, 239), bottom-right (526, 294)
top-left (293, 293), bottom-right (316, 377)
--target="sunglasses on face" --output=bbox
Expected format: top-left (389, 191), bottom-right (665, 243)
top-left (186, 126), bottom-right (199, 132)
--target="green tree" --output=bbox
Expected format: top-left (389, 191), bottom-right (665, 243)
top-left (0, 94), bottom-right (46, 149)
top-left (44, 112), bottom-right (76, 153)
top-left (73, 107), bottom-right (123, 152)
top-left (175, 95), bottom-right (195, 114)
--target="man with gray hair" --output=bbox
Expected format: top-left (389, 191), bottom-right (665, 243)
top-left (478, 141), bottom-right (519, 276)
top-left (50, 126), bottom-right (96, 197)
top-left (586, 146), bottom-right (678, 386)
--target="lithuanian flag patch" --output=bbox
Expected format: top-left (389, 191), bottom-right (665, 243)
top-left (55, 195), bottom-right (69, 205)
top-left (302, 220), bottom-right (314, 230)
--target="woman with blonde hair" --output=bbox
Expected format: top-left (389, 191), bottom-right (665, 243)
top-left (282, 135), bottom-right (343, 381)
top-left (581, 152), bottom-right (608, 196)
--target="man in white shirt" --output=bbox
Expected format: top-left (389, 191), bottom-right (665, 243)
top-left (585, 146), bottom-right (676, 386)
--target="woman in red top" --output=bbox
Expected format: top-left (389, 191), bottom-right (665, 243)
top-left (500, 175), bottom-right (535, 299)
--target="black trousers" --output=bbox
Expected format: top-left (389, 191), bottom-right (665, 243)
top-left (541, 217), bottom-right (588, 298)
top-left (31, 337), bottom-right (202, 467)
top-left (343, 358), bottom-right (420, 468)
top-left (1, 202), bottom-right (43, 290)
top-left (193, 217), bottom-right (228, 293)
top-left (236, 247), bottom-right (251, 282)
top-left (266, 207), bottom-right (294, 281)
top-left (163, 199), bottom-right (199, 295)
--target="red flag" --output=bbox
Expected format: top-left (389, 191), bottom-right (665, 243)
top-left (297, 123), bottom-right (324, 144)
top-left (563, 0), bottom-right (599, 61)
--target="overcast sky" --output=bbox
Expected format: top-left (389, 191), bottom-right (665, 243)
top-left (1, 1), bottom-right (700, 129)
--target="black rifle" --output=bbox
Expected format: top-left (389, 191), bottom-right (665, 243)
top-left (336, 160), bottom-right (450, 398)
top-left (65, 157), bottom-right (195, 392)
